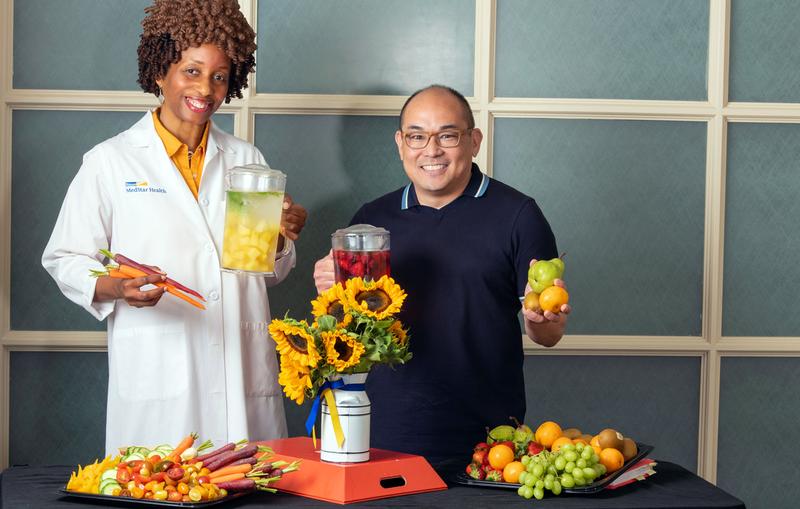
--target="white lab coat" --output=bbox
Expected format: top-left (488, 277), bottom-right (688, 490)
top-left (42, 112), bottom-right (293, 454)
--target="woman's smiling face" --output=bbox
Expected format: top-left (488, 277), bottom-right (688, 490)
top-left (156, 44), bottom-right (230, 134)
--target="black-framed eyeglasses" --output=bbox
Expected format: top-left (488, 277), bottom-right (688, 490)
top-left (402, 129), bottom-right (473, 149)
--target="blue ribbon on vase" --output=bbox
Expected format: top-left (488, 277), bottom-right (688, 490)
top-left (305, 379), bottom-right (366, 447)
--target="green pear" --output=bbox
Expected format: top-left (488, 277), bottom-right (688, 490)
top-left (549, 257), bottom-right (565, 279)
top-left (528, 260), bottom-right (559, 294)
top-left (510, 417), bottom-right (534, 446)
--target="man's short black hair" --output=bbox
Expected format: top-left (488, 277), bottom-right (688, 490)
top-left (399, 85), bottom-right (475, 130)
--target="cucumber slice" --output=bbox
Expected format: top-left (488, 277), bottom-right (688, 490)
top-left (100, 481), bottom-right (120, 496)
top-left (100, 469), bottom-right (117, 482)
top-left (121, 452), bottom-right (145, 463)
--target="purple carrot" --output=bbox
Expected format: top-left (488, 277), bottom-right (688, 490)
top-left (205, 443), bottom-right (258, 472)
top-left (215, 479), bottom-right (257, 492)
top-left (102, 250), bottom-right (205, 301)
top-left (193, 442), bottom-right (236, 463)
top-left (229, 456), bottom-right (258, 467)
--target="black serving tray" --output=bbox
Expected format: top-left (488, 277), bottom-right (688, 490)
top-left (58, 488), bottom-right (251, 507)
top-left (454, 442), bottom-right (653, 494)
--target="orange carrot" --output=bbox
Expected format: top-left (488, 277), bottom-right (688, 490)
top-left (208, 463), bottom-right (253, 480)
top-left (209, 472), bottom-right (246, 484)
top-left (117, 265), bottom-right (205, 310)
top-left (107, 268), bottom-right (132, 279)
top-left (168, 432), bottom-right (198, 462)
top-left (162, 285), bottom-right (206, 310)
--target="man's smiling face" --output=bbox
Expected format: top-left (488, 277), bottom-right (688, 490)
top-left (395, 88), bottom-right (483, 209)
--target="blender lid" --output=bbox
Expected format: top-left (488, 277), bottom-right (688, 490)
top-left (332, 224), bottom-right (390, 251)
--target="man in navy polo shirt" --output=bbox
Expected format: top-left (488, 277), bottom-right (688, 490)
top-left (313, 85), bottom-right (570, 463)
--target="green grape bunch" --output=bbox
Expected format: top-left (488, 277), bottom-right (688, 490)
top-left (516, 442), bottom-right (607, 500)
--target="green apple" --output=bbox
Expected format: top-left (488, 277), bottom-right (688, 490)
top-left (528, 260), bottom-right (559, 294)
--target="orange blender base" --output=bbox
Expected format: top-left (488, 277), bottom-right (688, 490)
top-left (261, 437), bottom-right (448, 504)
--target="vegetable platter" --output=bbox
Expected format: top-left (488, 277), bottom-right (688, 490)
top-left (63, 432), bottom-right (300, 504)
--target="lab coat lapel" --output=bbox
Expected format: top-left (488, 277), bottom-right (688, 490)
top-left (131, 111), bottom-right (217, 241)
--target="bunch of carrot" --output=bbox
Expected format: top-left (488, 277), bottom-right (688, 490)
top-left (92, 249), bottom-right (206, 310)
top-left (193, 440), bottom-right (300, 493)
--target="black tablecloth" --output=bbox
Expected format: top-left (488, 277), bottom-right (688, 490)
top-left (1, 460), bottom-right (744, 509)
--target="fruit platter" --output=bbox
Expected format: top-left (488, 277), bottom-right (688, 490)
top-left (60, 432), bottom-right (299, 506)
top-left (456, 419), bottom-right (654, 500)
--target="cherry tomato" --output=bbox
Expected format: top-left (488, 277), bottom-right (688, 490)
top-left (116, 469), bottom-right (131, 484)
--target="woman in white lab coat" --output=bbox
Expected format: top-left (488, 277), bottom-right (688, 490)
top-left (41, 0), bottom-right (307, 453)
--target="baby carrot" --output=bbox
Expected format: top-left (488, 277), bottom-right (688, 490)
top-left (117, 264), bottom-right (205, 310)
top-left (208, 463), bottom-right (253, 479)
top-left (107, 268), bottom-right (131, 279)
top-left (168, 432), bottom-right (199, 463)
top-left (209, 472), bottom-right (246, 484)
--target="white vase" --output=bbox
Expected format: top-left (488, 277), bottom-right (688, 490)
top-left (320, 372), bottom-right (370, 463)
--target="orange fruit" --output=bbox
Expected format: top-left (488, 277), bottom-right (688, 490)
top-left (591, 444), bottom-right (602, 455)
top-left (590, 435), bottom-right (601, 448)
top-left (488, 444), bottom-right (515, 470)
top-left (534, 421), bottom-right (563, 449)
top-left (539, 286), bottom-right (569, 313)
top-left (502, 461), bottom-right (526, 483)
top-left (550, 436), bottom-right (573, 452)
top-left (599, 448), bottom-right (625, 473)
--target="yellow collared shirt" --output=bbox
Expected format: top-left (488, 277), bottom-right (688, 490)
top-left (152, 109), bottom-right (209, 199)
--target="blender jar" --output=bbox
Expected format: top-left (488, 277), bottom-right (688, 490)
top-left (331, 224), bottom-right (390, 283)
top-left (221, 164), bottom-right (286, 275)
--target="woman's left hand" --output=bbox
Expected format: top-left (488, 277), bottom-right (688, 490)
top-left (280, 193), bottom-right (308, 241)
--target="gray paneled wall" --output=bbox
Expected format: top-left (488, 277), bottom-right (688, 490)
top-left (494, 118), bottom-right (706, 336)
top-left (256, 0), bottom-right (475, 95)
top-left (729, 0), bottom-right (800, 103)
top-left (718, 357), bottom-right (800, 509)
top-left (13, 0), bottom-right (150, 90)
top-left (9, 352), bottom-right (108, 466)
top-left (723, 123), bottom-right (800, 337)
top-left (495, 0), bottom-right (709, 99)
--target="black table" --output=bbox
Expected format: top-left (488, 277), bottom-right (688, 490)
top-left (1, 460), bottom-right (744, 508)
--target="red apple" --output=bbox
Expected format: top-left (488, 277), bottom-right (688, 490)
top-left (472, 449), bottom-right (489, 466)
top-left (527, 441), bottom-right (544, 456)
top-left (473, 442), bottom-right (489, 452)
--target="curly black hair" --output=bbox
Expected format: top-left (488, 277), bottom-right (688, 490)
top-left (137, 0), bottom-right (256, 103)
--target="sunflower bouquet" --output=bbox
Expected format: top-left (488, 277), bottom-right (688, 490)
top-left (269, 275), bottom-right (412, 405)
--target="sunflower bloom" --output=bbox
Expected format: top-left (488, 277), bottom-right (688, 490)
top-left (278, 357), bottom-right (313, 404)
top-left (345, 276), bottom-right (406, 319)
top-left (311, 284), bottom-right (352, 327)
top-left (388, 320), bottom-right (408, 345)
top-left (269, 319), bottom-right (321, 367)
top-left (321, 330), bottom-right (365, 371)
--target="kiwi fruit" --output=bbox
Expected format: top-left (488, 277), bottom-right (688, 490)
top-left (622, 437), bottom-right (638, 461)
top-left (597, 428), bottom-right (625, 452)
top-left (561, 427), bottom-right (582, 439)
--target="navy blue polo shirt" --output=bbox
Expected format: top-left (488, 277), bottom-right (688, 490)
top-left (351, 164), bottom-right (558, 461)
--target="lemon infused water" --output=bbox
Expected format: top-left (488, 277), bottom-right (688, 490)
top-left (221, 165), bottom-right (286, 274)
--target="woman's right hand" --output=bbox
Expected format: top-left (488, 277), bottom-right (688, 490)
top-left (313, 250), bottom-right (335, 294)
top-left (94, 273), bottom-right (166, 307)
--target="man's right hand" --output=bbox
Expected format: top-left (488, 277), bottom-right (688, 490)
top-left (94, 273), bottom-right (166, 307)
top-left (313, 250), bottom-right (336, 294)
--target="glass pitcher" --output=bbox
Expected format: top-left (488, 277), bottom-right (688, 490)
top-left (221, 164), bottom-right (286, 275)
top-left (331, 224), bottom-right (390, 283)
